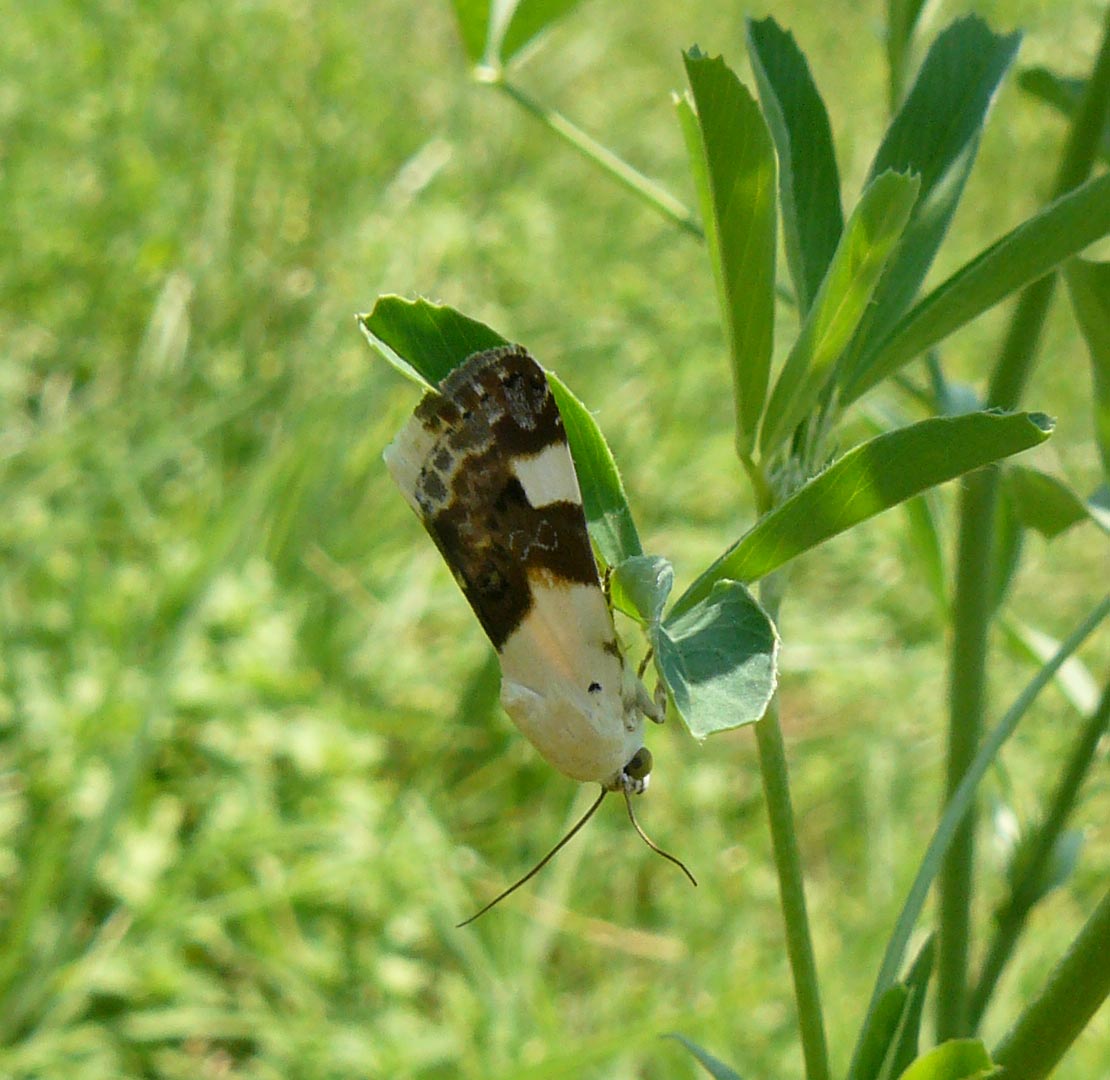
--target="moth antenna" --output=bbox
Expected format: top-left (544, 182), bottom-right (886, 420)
top-left (457, 787), bottom-right (609, 928)
top-left (622, 789), bottom-right (698, 887)
top-left (636, 646), bottom-right (655, 679)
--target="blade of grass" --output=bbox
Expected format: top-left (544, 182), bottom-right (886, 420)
top-left (992, 887), bottom-right (1110, 1080)
top-left (1065, 259), bottom-right (1110, 481)
top-left (491, 76), bottom-right (703, 238)
top-left (849, 595), bottom-right (1110, 1065)
top-left (934, 10), bottom-right (1110, 1040)
top-left (968, 678), bottom-right (1110, 1029)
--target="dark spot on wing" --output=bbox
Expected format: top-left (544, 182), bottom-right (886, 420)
top-left (406, 346), bottom-right (604, 650)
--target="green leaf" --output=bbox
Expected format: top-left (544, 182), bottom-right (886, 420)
top-left (1003, 465), bottom-right (1090, 539)
top-left (448, 0), bottom-right (582, 68)
top-left (851, 937), bottom-right (935, 1080)
top-left (610, 555), bottom-right (673, 625)
top-left (879, 938), bottom-right (936, 1080)
top-left (990, 484), bottom-right (1025, 612)
top-left (665, 1034), bottom-right (747, 1080)
top-left (1089, 482), bottom-right (1110, 533)
top-left (654, 581), bottom-right (778, 739)
top-left (547, 373), bottom-right (642, 568)
top-left (1001, 617), bottom-right (1100, 715)
top-left (760, 170), bottom-right (919, 456)
top-left (903, 493), bottom-right (948, 618)
top-left (854, 986), bottom-right (912, 1080)
top-left (895, 1040), bottom-right (994, 1080)
top-left (673, 411), bottom-right (1053, 617)
top-left (846, 172), bottom-right (1110, 402)
top-left (499, 0), bottom-right (583, 64)
top-left (358, 296), bottom-right (508, 387)
top-left (847, 17), bottom-right (1020, 364)
top-left (359, 297), bottom-right (640, 566)
top-left (1065, 259), bottom-right (1110, 481)
top-left (1020, 67), bottom-right (1110, 162)
top-left (746, 17), bottom-right (843, 312)
top-left (681, 49), bottom-right (777, 454)
top-left (886, 0), bottom-right (930, 106)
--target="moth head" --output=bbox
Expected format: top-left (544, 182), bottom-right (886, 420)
top-left (610, 746), bottom-right (652, 795)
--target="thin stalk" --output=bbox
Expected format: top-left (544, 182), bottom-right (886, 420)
top-left (755, 575), bottom-right (830, 1080)
top-left (968, 677), bottom-right (1110, 1028)
top-left (488, 76), bottom-right (704, 239)
top-left (936, 467), bottom-right (997, 1039)
top-left (935, 9), bottom-right (1110, 1040)
top-left (992, 887), bottom-right (1110, 1080)
top-left (848, 595), bottom-right (1110, 1075)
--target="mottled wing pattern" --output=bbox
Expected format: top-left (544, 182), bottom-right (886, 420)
top-left (384, 345), bottom-right (603, 652)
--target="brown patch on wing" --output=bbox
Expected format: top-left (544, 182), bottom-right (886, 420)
top-left (405, 346), bottom-right (601, 650)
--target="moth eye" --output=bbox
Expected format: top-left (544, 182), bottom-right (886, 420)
top-left (625, 747), bottom-right (653, 780)
top-left (587, 681), bottom-right (602, 694)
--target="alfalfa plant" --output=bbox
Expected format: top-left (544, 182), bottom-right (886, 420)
top-left (362, 4), bottom-right (1110, 1079)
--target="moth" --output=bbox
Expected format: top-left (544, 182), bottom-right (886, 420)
top-left (385, 345), bottom-right (694, 923)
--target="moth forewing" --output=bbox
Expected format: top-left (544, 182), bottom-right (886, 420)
top-left (383, 345), bottom-right (657, 790)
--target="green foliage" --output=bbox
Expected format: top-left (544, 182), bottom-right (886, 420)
top-left (654, 581), bottom-right (779, 739)
top-left (5, 0), bottom-right (1110, 1078)
top-left (674, 412), bottom-right (1052, 615)
top-left (894, 1040), bottom-right (994, 1080)
top-left (746, 17), bottom-right (843, 315)
top-left (846, 173), bottom-right (1110, 401)
top-left (548, 372), bottom-right (643, 566)
top-left (359, 295), bottom-right (509, 386)
top-left (1066, 259), bottom-right (1110, 479)
top-left (759, 170), bottom-right (918, 456)
top-left (679, 49), bottom-right (777, 455)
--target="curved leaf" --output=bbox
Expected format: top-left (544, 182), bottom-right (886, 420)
top-left (610, 555), bottom-right (673, 625)
top-left (845, 173), bottom-right (1110, 402)
top-left (760, 170), bottom-right (919, 456)
top-left (1065, 259), bottom-right (1110, 481)
top-left (849, 18), bottom-right (1020, 358)
top-left (673, 411), bottom-right (1053, 617)
top-left (681, 49), bottom-right (777, 453)
top-left (895, 1040), bottom-right (993, 1080)
top-left (746, 17), bottom-right (843, 312)
top-left (547, 373), bottom-right (641, 567)
top-left (449, 0), bottom-right (582, 67)
top-left (654, 581), bottom-right (778, 739)
top-left (358, 296), bottom-right (508, 386)
top-left (1003, 465), bottom-right (1090, 539)
top-left (360, 297), bottom-right (640, 565)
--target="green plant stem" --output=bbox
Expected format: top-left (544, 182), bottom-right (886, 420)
top-left (755, 577), bottom-right (830, 1080)
top-left (849, 595), bottom-right (1110, 1072)
top-left (969, 677), bottom-right (1110, 1029)
top-left (992, 887), bottom-right (1110, 1080)
top-left (936, 467), bottom-right (997, 1040)
top-left (935, 9), bottom-right (1110, 1040)
top-left (489, 76), bottom-right (704, 239)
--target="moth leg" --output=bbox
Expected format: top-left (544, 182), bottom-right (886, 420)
top-left (652, 680), bottom-right (668, 723)
top-left (633, 679), bottom-right (666, 724)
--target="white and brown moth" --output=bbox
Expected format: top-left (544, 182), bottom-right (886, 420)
top-left (385, 344), bottom-right (694, 922)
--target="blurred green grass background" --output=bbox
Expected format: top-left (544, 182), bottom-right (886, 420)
top-left (1, 0), bottom-right (1108, 1076)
